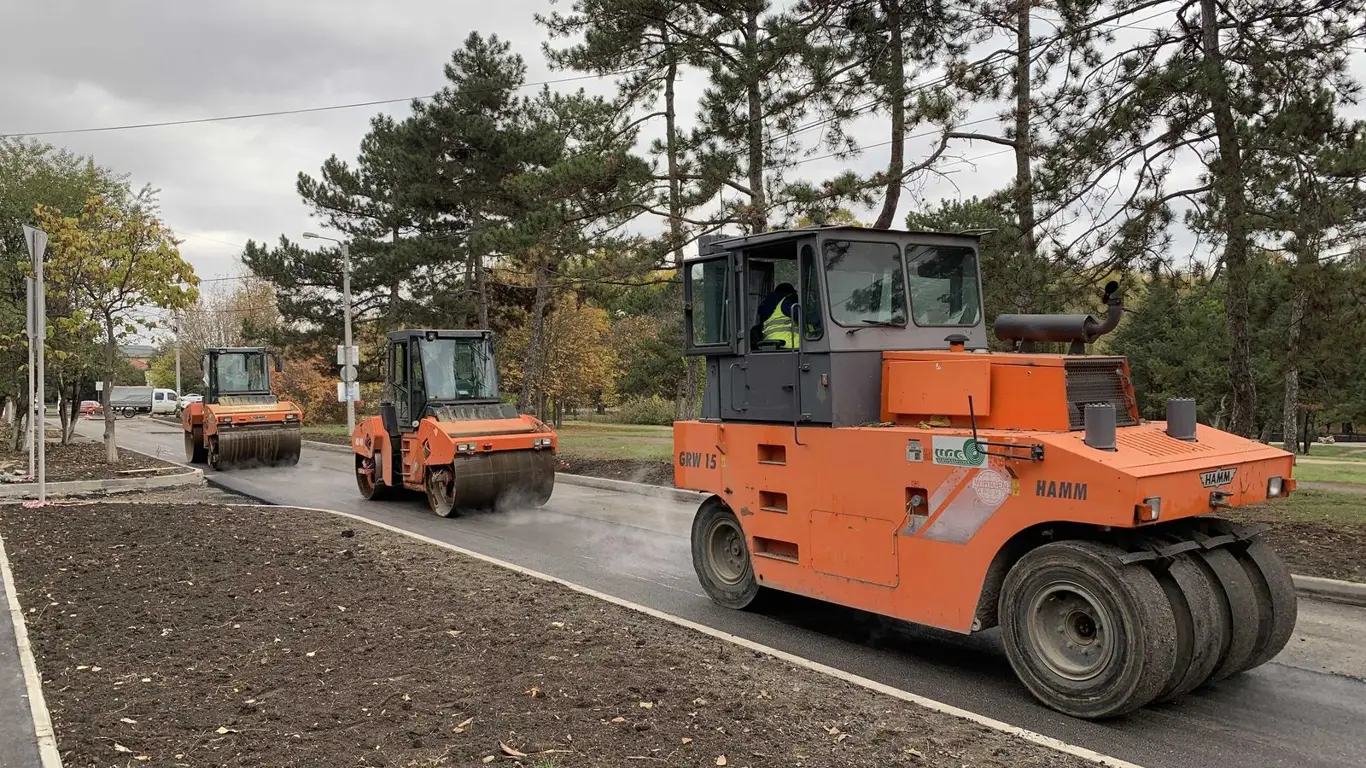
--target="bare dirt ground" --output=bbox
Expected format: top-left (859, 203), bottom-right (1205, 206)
top-left (0, 439), bottom-right (178, 484)
top-left (0, 501), bottom-right (1090, 768)
top-left (1228, 502), bottom-right (1366, 583)
top-left (556, 457), bottom-right (674, 488)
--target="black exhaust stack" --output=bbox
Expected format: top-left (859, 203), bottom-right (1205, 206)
top-left (1166, 398), bottom-right (1197, 441)
top-left (1084, 403), bottom-right (1118, 451)
top-left (994, 281), bottom-right (1123, 354)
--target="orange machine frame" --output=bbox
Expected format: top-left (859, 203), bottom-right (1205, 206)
top-left (674, 351), bottom-right (1295, 634)
top-left (354, 414), bottom-right (557, 491)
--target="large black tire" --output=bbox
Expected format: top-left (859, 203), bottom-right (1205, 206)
top-left (1201, 520), bottom-right (1298, 673)
top-left (426, 467), bottom-right (459, 518)
top-left (1190, 547), bottom-right (1260, 683)
top-left (999, 540), bottom-right (1178, 719)
top-left (184, 427), bottom-right (207, 464)
top-left (207, 436), bottom-right (229, 472)
top-left (691, 498), bottom-right (763, 610)
top-left (356, 455), bottom-right (394, 501)
top-left (1148, 548), bottom-right (1226, 702)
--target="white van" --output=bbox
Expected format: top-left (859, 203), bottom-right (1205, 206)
top-left (151, 388), bottom-right (179, 415)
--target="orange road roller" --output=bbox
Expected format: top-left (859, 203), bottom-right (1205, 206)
top-left (182, 347), bottom-right (302, 470)
top-left (674, 226), bottom-right (1298, 719)
top-left (351, 329), bottom-right (557, 515)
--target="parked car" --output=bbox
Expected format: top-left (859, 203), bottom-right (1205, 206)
top-left (174, 393), bottom-right (202, 417)
top-left (79, 400), bottom-right (102, 417)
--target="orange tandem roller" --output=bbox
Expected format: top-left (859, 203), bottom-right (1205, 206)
top-left (673, 226), bottom-right (1297, 719)
top-left (351, 329), bottom-right (557, 516)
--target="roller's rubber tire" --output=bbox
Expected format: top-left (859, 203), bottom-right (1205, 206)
top-left (426, 468), bottom-right (459, 518)
top-left (691, 498), bottom-right (763, 611)
top-left (355, 455), bottom-right (394, 501)
top-left (1190, 546), bottom-right (1260, 683)
top-left (1148, 547), bottom-right (1226, 702)
top-left (185, 427), bottom-right (207, 464)
top-left (1202, 520), bottom-right (1298, 673)
top-left (999, 539), bottom-right (1178, 719)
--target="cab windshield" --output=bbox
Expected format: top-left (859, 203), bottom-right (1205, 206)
top-left (419, 337), bottom-right (498, 401)
top-left (215, 352), bottom-right (270, 394)
top-left (906, 245), bottom-right (984, 326)
top-left (821, 239), bottom-right (907, 327)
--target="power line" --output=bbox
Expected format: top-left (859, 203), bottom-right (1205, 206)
top-left (0, 70), bottom-right (642, 139)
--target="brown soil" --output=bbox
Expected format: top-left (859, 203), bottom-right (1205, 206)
top-left (0, 440), bottom-right (176, 483)
top-left (1227, 506), bottom-right (1366, 583)
top-left (557, 457), bottom-right (675, 488)
top-left (0, 502), bottom-right (1086, 768)
top-left (302, 432), bottom-right (350, 446)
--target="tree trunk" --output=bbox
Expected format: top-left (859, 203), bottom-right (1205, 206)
top-left (103, 321), bottom-right (119, 464)
top-left (9, 393), bottom-right (27, 453)
top-left (57, 371), bottom-right (70, 446)
top-left (473, 213), bottom-right (490, 330)
top-left (1282, 261), bottom-right (1309, 452)
top-left (518, 270), bottom-right (552, 413)
top-left (63, 379), bottom-right (80, 445)
top-left (873, 0), bottom-right (907, 229)
top-left (1013, 0), bottom-right (1040, 310)
top-left (1201, 0), bottom-right (1255, 437)
top-left (663, 33), bottom-right (686, 266)
top-left (744, 8), bottom-right (767, 234)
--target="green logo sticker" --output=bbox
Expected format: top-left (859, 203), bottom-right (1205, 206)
top-left (931, 435), bottom-right (985, 467)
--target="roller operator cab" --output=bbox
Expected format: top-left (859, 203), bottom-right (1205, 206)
top-left (182, 347), bottom-right (302, 470)
top-left (675, 226), bottom-right (1299, 719)
top-left (351, 329), bottom-right (557, 517)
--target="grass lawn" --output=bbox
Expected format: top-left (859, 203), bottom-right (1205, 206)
top-left (556, 422), bottom-right (673, 462)
top-left (1297, 443), bottom-right (1366, 461)
top-left (1294, 461), bottom-right (1366, 486)
top-left (1240, 487), bottom-right (1366, 527)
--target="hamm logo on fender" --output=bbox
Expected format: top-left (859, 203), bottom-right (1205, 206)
top-left (1036, 480), bottom-right (1088, 500)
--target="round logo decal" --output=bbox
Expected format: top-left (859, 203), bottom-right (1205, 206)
top-left (972, 468), bottom-right (1011, 505)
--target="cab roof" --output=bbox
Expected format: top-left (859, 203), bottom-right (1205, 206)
top-left (387, 329), bottom-right (492, 342)
top-left (691, 225), bottom-right (984, 261)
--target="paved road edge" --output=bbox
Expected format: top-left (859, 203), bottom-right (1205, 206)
top-left (305, 438), bottom-right (1366, 608)
top-left (0, 533), bottom-right (63, 768)
top-left (0, 467), bottom-right (202, 501)
top-left (225, 500), bottom-right (1145, 768)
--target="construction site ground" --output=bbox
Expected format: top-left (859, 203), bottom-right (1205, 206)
top-left (0, 496), bottom-right (1091, 768)
top-left (0, 432), bottom-right (178, 484)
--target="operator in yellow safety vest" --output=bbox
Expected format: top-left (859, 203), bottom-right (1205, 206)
top-left (757, 282), bottom-right (800, 350)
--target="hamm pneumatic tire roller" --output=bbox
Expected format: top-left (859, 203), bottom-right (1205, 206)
top-left (673, 227), bottom-right (1298, 719)
top-left (352, 329), bottom-right (557, 516)
top-left (182, 347), bottom-right (303, 471)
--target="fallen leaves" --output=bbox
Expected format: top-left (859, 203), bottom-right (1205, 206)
top-left (716, 756), bottom-right (728, 766)
top-left (682, 737), bottom-right (694, 744)
top-left (550, 621), bottom-right (565, 629)
top-left (119, 717), bottom-right (137, 725)
top-left (611, 716), bottom-right (627, 723)
top-left (215, 727), bottom-right (240, 735)
top-left (113, 743), bottom-right (132, 754)
top-left (453, 717), bottom-right (474, 734)
top-left (499, 742), bottom-right (528, 758)
top-left (638, 701), bottom-right (654, 709)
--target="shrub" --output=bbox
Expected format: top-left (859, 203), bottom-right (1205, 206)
top-left (614, 395), bottom-right (676, 426)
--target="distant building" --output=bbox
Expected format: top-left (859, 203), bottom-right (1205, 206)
top-left (119, 344), bottom-right (157, 385)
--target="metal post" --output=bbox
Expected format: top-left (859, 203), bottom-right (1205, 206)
top-left (342, 242), bottom-right (354, 435)
top-left (174, 311), bottom-right (182, 397)
top-left (34, 241), bottom-right (46, 502)
top-left (25, 277), bottom-right (34, 479)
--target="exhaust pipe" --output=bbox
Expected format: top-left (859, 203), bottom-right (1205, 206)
top-left (993, 280), bottom-right (1124, 354)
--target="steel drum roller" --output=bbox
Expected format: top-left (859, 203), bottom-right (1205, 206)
top-left (448, 448), bottom-right (555, 510)
top-left (214, 426), bottom-right (302, 468)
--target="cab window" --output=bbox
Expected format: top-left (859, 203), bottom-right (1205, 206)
top-left (822, 239), bottom-right (907, 328)
top-left (906, 245), bottom-right (984, 326)
top-left (688, 260), bottom-right (730, 346)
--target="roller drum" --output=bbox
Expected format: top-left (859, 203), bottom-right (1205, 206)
top-left (448, 449), bottom-right (556, 511)
top-left (214, 426), bottom-right (302, 469)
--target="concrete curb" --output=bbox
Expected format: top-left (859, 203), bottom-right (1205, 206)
top-left (303, 439), bottom-right (349, 454)
top-left (0, 466), bottom-right (202, 501)
top-left (1291, 574), bottom-right (1366, 607)
top-left (0, 532), bottom-right (63, 768)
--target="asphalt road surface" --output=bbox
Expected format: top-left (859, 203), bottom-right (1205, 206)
top-left (86, 417), bottom-right (1366, 768)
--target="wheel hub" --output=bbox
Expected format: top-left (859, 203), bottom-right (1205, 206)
top-left (1027, 582), bottom-right (1115, 682)
top-left (706, 519), bottom-right (747, 585)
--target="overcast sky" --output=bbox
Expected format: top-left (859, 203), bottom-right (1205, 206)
top-left (6, 1), bottom-right (1354, 300)
top-left (0, 0), bottom-right (1033, 284)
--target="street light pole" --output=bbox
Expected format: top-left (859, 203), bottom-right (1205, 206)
top-left (173, 310), bottom-right (182, 398)
top-left (302, 232), bottom-right (355, 435)
top-left (341, 241), bottom-right (354, 435)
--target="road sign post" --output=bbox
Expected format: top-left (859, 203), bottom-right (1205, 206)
top-left (23, 226), bottom-right (48, 503)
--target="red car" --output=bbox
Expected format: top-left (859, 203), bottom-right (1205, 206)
top-left (79, 400), bottom-right (102, 417)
